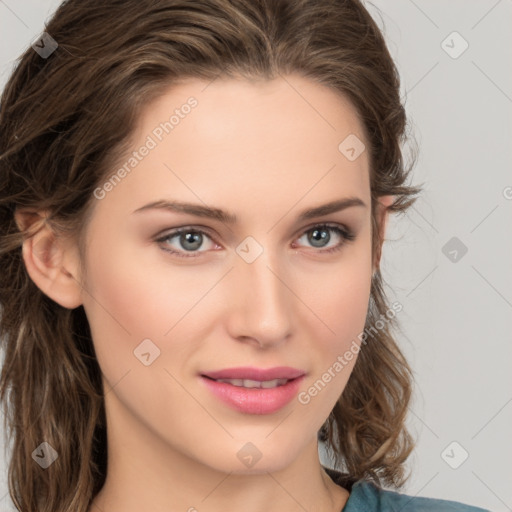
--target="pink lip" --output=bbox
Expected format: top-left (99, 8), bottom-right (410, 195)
top-left (200, 366), bottom-right (306, 415)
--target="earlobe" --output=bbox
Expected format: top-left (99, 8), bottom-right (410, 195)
top-left (15, 210), bottom-right (83, 309)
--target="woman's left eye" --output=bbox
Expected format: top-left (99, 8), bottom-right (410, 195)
top-left (294, 224), bottom-right (355, 253)
top-left (155, 224), bottom-right (355, 258)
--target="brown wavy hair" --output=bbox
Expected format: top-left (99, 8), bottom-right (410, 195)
top-left (0, 0), bottom-right (423, 510)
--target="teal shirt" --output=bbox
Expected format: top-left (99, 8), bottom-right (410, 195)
top-left (324, 468), bottom-right (491, 512)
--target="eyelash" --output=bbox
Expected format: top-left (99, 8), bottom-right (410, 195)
top-left (155, 223), bottom-right (356, 259)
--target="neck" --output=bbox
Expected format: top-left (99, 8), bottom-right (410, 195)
top-left (89, 399), bottom-right (349, 512)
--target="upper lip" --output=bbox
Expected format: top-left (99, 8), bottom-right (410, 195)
top-left (201, 366), bottom-right (305, 381)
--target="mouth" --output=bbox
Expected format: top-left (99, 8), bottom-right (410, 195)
top-left (204, 377), bottom-right (290, 389)
top-left (201, 365), bottom-right (305, 381)
top-left (199, 366), bottom-right (306, 415)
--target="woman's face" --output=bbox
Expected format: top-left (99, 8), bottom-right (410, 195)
top-left (79, 74), bottom-right (379, 473)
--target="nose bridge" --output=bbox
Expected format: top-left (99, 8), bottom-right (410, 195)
top-left (230, 242), bottom-right (293, 345)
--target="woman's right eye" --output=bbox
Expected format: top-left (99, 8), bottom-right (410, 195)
top-left (155, 227), bottom-right (218, 258)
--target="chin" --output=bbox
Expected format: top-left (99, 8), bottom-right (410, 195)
top-left (189, 430), bottom-right (311, 475)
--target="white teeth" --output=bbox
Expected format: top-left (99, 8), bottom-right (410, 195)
top-left (217, 378), bottom-right (244, 387)
top-left (242, 379), bottom-right (261, 388)
top-left (261, 379), bottom-right (287, 388)
top-left (216, 378), bottom-right (288, 388)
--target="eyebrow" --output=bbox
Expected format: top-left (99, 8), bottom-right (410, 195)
top-left (132, 196), bottom-right (367, 223)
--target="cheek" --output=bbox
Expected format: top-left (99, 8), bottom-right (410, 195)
top-left (79, 240), bottom-right (157, 375)
top-left (301, 238), bottom-right (373, 409)
top-left (296, 250), bottom-right (372, 420)
top-left (315, 242), bottom-right (373, 341)
top-left (83, 230), bottom-right (195, 332)
top-left (80, 236), bottom-right (220, 379)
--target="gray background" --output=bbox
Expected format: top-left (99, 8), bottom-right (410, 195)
top-left (0, 1), bottom-right (510, 511)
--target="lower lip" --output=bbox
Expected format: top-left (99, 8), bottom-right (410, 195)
top-left (200, 376), bottom-right (305, 415)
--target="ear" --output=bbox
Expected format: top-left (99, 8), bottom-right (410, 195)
top-left (14, 209), bottom-right (83, 309)
top-left (373, 195), bottom-right (394, 274)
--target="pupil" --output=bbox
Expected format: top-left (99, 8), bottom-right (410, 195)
top-left (181, 232), bottom-right (202, 250)
top-left (309, 228), bottom-right (329, 247)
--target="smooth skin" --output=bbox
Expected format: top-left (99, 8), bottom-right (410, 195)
top-left (16, 74), bottom-right (393, 512)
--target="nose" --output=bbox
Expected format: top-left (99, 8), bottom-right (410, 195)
top-left (225, 250), bottom-right (293, 349)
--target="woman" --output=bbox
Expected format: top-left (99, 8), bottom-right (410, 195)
top-left (0, 1), bottom-right (491, 511)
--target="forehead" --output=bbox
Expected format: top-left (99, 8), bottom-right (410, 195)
top-left (136, 74), bottom-right (367, 153)
top-left (92, 74), bottom-right (371, 225)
